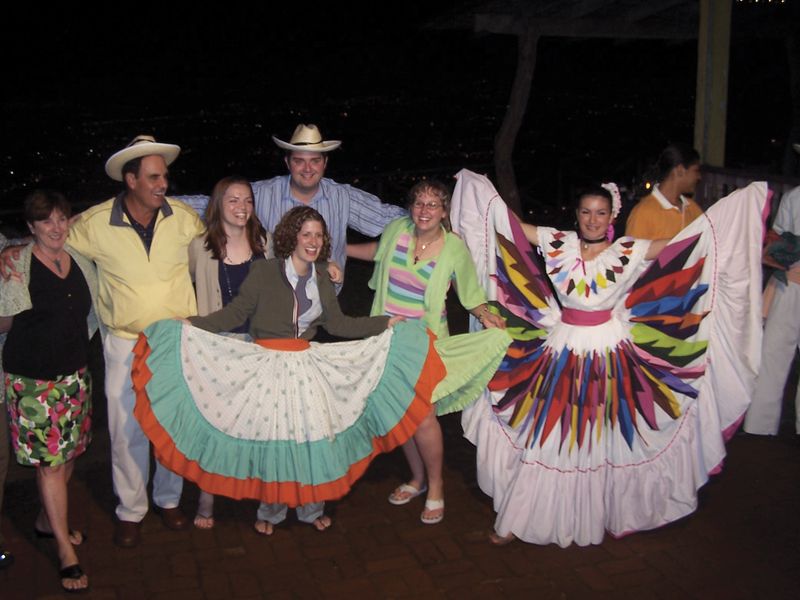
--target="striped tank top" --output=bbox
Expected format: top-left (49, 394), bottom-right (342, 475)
top-left (384, 232), bottom-right (448, 330)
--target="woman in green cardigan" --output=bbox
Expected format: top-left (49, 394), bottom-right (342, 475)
top-left (349, 180), bottom-right (505, 525)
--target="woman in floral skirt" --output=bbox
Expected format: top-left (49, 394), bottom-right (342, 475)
top-left (0, 190), bottom-right (99, 592)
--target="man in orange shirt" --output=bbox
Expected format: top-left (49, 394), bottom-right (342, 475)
top-left (626, 144), bottom-right (703, 239)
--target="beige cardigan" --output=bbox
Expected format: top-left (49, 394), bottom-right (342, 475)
top-left (188, 235), bottom-right (272, 316)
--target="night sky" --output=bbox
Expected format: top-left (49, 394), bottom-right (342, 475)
top-left (1, 3), bottom-right (797, 231)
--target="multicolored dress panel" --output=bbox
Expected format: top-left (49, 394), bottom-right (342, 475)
top-left (452, 169), bottom-right (766, 547)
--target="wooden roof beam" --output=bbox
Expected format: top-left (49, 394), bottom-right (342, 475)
top-left (625, 0), bottom-right (693, 23)
top-left (567, 0), bottom-right (613, 19)
top-left (474, 14), bottom-right (697, 40)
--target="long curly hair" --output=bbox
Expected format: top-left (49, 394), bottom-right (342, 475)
top-left (203, 176), bottom-right (267, 261)
top-left (272, 206), bottom-right (331, 261)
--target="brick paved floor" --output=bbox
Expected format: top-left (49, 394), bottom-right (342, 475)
top-left (2, 409), bottom-right (798, 599)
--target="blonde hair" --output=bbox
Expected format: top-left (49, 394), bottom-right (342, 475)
top-left (407, 179), bottom-right (451, 231)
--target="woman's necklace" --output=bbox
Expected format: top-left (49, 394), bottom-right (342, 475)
top-left (34, 245), bottom-right (67, 274)
top-left (580, 236), bottom-right (607, 250)
top-left (221, 252), bottom-right (254, 298)
top-left (223, 244), bottom-right (253, 265)
top-left (413, 231), bottom-right (442, 264)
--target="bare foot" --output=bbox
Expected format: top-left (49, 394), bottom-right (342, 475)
top-left (312, 515), bottom-right (332, 531)
top-left (193, 514), bottom-right (215, 529)
top-left (253, 520), bottom-right (274, 536)
top-left (489, 532), bottom-right (516, 546)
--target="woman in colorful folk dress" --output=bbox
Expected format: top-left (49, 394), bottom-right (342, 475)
top-left (452, 169), bottom-right (766, 547)
top-left (0, 191), bottom-right (99, 592)
top-left (350, 180), bottom-right (507, 525)
top-left (188, 176), bottom-right (272, 529)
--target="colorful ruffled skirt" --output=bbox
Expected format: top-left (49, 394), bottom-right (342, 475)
top-left (132, 319), bottom-right (509, 507)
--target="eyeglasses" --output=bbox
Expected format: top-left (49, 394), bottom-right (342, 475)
top-left (412, 201), bottom-right (442, 210)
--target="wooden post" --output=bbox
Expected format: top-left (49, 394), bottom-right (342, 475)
top-left (494, 25), bottom-right (539, 216)
top-left (694, 0), bottom-right (732, 167)
top-left (782, 33), bottom-right (800, 176)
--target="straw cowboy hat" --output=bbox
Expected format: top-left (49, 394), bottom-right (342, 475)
top-left (272, 124), bottom-right (341, 152)
top-left (105, 135), bottom-right (181, 181)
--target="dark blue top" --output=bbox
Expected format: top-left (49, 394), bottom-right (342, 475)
top-left (218, 255), bottom-right (265, 334)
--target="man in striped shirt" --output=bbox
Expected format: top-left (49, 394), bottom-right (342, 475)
top-left (181, 124), bottom-right (406, 292)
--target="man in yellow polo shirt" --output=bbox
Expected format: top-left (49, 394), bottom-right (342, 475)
top-left (626, 144), bottom-right (703, 239)
top-left (67, 135), bottom-right (204, 548)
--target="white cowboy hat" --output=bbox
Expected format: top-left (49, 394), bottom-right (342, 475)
top-left (105, 135), bottom-right (181, 181)
top-left (272, 124), bottom-right (341, 153)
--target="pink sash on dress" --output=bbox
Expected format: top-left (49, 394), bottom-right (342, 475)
top-left (560, 308), bottom-right (612, 326)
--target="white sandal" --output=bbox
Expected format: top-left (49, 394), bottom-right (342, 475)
top-left (420, 499), bottom-right (444, 525)
top-left (388, 483), bottom-right (428, 505)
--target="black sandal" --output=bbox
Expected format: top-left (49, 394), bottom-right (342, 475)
top-left (34, 528), bottom-right (87, 545)
top-left (59, 563), bottom-right (89, 594)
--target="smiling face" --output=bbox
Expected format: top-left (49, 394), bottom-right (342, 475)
top-left (125, 154), bottom-right (169, 214)
top-left (286, 151), bottom-right (327, 196)
top-left (30, 208), bottom-right (69, 254)
top-left (410, 191), bottom-right (446, 236)
top-left (575, 194), bottom-right (613, 241)
top-left (220, 182), bottom-right (254, 231)
top-left (291, 218), bottom-right (325, 272)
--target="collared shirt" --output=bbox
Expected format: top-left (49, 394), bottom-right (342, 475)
top-left (179, 176), bottom-right (406, 291)
top-left (284, 257), bottom-right (322, 335)
top-left (651, 185), bottom-right (691, 212)
top-left (625, 185), bottom-right (703, 239)
top-left (122, 202), bottom-right (159, 254)
top-left (67, 193), bottom-right (204, 339)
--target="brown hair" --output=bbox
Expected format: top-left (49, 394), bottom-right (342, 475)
top-left (203, 176), bottom-right (267, 261)
top-left (272, 206), bottom-right (331, 261)
top-left (24, 189), bottom-right (72, 224)
top-left (573, 185), bottom-right (613, 211)
top-left (407, 179), bottom-right (452, 231)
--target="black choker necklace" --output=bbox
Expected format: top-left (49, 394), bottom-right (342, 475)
top-left (580, 235), bottom-right (607, 250)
